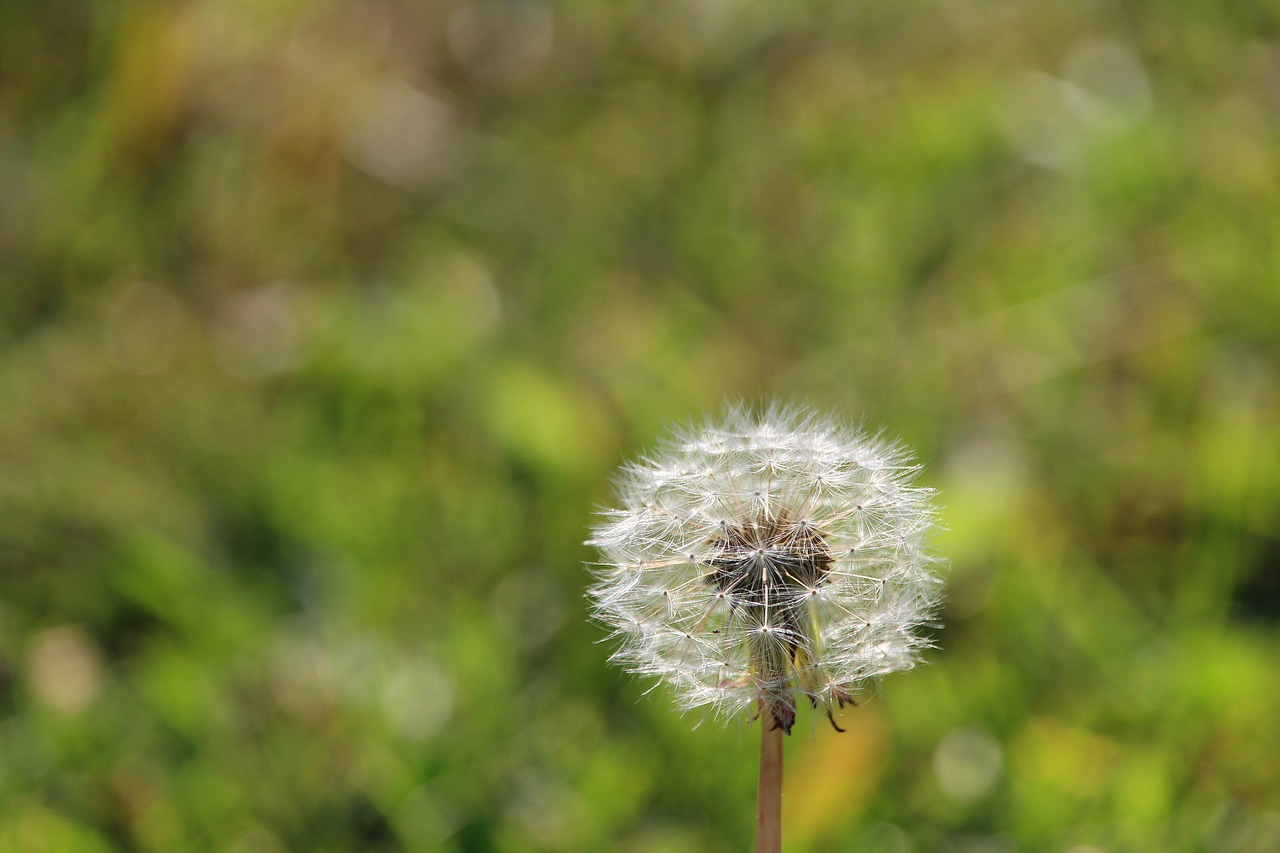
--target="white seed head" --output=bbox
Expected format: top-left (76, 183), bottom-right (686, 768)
top-left (586, 403), bottom-right (945, 733)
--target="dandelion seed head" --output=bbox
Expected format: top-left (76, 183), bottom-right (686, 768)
top-left (587, 403), bottom-right (945, 734)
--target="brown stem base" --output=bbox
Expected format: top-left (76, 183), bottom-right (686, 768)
top-left (756, 712), bottom-right (783, 853)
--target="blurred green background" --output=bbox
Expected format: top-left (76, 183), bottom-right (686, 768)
top-left (2, 1), bottom-right (1279, 851)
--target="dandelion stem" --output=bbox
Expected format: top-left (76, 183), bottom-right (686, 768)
top-left (756, 709), bottom-right (783, 853)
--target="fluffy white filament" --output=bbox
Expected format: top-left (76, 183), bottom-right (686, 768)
top-left (587, 403), bottom-right (944, 732)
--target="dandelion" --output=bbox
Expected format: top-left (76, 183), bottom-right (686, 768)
top-left (587, 403), bottom-right (944, 852)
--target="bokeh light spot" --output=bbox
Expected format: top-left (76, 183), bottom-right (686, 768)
top-left (934, 725), bottom-right (1003, 802)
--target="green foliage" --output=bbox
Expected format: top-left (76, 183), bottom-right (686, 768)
top-left (2, 1), bottom-right (1279, 850)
